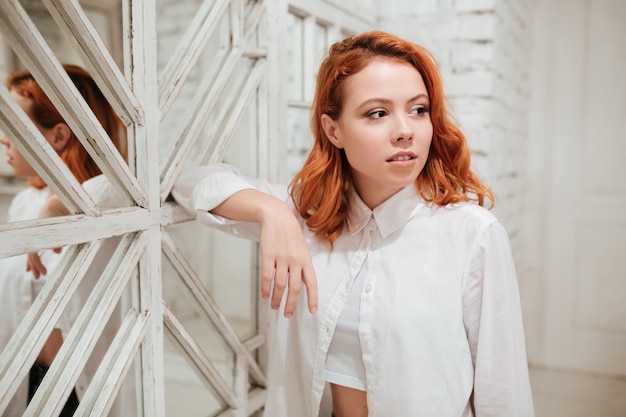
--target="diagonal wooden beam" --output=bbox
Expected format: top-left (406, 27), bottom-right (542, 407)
top-left (158, 0), bottom-right (231, 118)
top-left (161, 231), bottom-right (267, 387)
top-left (42, 0), bottom-right (145, 127)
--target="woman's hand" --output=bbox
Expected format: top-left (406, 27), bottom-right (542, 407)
top-left (212, 189), bottom-right (318, 318)
top-left (259, 203), bottom-right (318, 318)
top-left (26, 194), bottom-right (68, 278)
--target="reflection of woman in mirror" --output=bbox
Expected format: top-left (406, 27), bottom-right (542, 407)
top-left (0, 64), bottom-right (126, 417)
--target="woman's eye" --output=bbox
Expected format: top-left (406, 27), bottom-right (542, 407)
top-left (368, 110), bottom-right (387, 119)
top-left (411, 106), bottom-right (429, 116)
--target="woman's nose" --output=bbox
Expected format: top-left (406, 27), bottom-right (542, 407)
top-left (393, 116), bottom-right (413, 142)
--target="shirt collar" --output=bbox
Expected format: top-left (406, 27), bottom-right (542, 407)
top-left (346, 184), bottom-right (425, 238)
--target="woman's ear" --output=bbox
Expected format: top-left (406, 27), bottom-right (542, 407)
top-left (49, 123), bottom-right (72, 152)
top-left (321, 114), bottom-right (343, 149)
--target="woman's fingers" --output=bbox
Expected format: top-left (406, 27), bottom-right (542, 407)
top-left (272, 265), bottom-right (290, 313)
top-left (302, 263), bottom-right (318, 314)
top-left (259, 254), bottom-right (318, 318)
top-left (26, 252), bottom-right (47, 279)
top-left (258, 205), bottom-right (317, 318)
top-left (283, 268), bottom-right (302, 318)
top-left (281, 266), bottom-right (318, 317)
top-left (260, 255), bottom-right (274, 300)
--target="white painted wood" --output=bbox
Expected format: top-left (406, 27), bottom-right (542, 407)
top-left (163, 304), bottom-right (240, 408)
top-left (243, 333), bottom-right (267, 351)
top-left (232, 354), bottom-right (248, 417)
top-left (215, 387), bottom-right (267, 417)
top-left (0, 242), bottom-right (102, 415)
top-left (322, 0), bottom-right (377, 23)
top-left (125, 0), bottom-right (166, 415)
top-left (288, 0), bottom-right (373, 32)
top-left (195, 61), bottom-right (255, 163)
top-left (24, 232), bottom-right (146, 417)
top-left (160, 201), bottom-right (195, 226)
top-left (231, 0), bottom-right (244, 48)
top-left (244, 0), bottom-right (266, 40)
top-left (207, 60), bottom-right (266, 164)
top-left (246, 387), bottom-right (267, 415)
top-left (302, 16), bottom-right (318, 102)
top-left (530, 0), bottom-right (626, 376)
top-left (42, 0), bottom-right (145, 127)
top-left (159, 46), bottom-right (243, 202)
top-left (161, 231), bottom-right (267, 386)
top-left (0, 207), bottom-right (156, 258)
top-left (158, 0), bottom-right (230, 118)
top-left (74, 310), bottom-right (149, 417)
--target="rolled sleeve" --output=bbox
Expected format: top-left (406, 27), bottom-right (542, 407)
top-left (172, 163), bottom-right (290, 241)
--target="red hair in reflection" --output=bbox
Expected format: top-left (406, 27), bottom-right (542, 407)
top-left (7, 64), bottom-right (126, 189)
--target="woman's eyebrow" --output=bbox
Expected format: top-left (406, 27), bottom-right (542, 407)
top-left (356, 93), bottom-right (430, 111)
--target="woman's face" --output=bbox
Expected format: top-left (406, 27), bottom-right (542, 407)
top-left (322, 58), bottom-right (433, 208)
top-left (0, 89), bottom-right (63, 179)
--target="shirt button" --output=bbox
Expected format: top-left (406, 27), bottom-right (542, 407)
top-left (364, 284), bottom-right (372, 293)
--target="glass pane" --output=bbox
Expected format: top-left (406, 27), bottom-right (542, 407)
top-left (164, 333), bottom-right (226, 417)
top-left (287, 105), bottom-right (313, 178)
top-left (165, 221), bottom-right (258, 342)
top-left (157, 0), bottom-right (231, 170)
top-left (287, 13), bottom-right (304, 102)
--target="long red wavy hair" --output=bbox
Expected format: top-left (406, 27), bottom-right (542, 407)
top-left (289, 31), bottom-right (494, 245)
top-left (6, 64), bottom-right (127, 189)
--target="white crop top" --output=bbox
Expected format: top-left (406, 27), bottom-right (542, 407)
top-left (325, 264), bottom-right (367, 391)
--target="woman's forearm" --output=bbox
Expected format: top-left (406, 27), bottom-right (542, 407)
top-left (211, 188), bottom-right (290, 223)
top-left (211, 188), bottom-right (318, 317)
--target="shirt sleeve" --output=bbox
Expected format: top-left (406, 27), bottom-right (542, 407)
top-left (82, 174), bottom-right (128, 209)
top-left (7, 188), bottom-right (30, 222)
top-left (171, 163), bottom-right (291, 241)
top-left (462, 221), bottom-right (535, 417)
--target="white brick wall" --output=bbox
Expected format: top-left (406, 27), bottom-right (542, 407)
top-left (490, 0), bottom-right (533, 269)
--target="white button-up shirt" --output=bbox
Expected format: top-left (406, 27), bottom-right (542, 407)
top-left (173, 164), bottom-right (535, 417)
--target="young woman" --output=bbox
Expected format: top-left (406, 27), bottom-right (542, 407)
top-left (0, 64), bottom-right (126, 417)
top-left (172, 31), bottom-right (535, 417)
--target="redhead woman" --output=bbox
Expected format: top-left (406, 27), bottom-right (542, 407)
top-left (0, 64), bottom-right (126, 417)
top-left (173, 31), bottom-right (535, 417)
